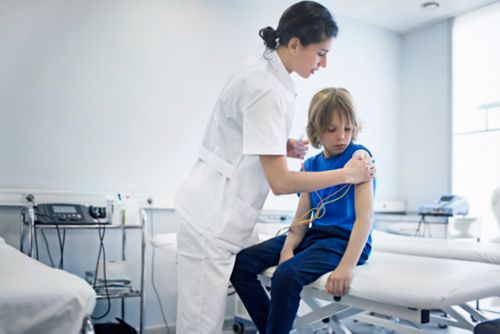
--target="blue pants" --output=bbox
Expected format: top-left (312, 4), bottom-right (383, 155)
top-left (230, 225), bottom-right (371, 334)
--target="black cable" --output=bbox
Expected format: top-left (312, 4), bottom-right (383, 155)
top-left (31, 212), bottom-right (65, 268)
top-left (34, 226), bottom-right (40, 261)
top-left (19, 209), bottom-right (29, 253)
top-left (54, 225), bottom-right (66, 269)
top-left (149, 203), bottom-right (170, 333)
top-left (33, 212), bottom-right (60, 265)
top-left (92, 222), bottom-right (111, 320)
top-left (40, 230), bottom-right (55, 268)
top-left (61, 229), bottom-right (66, 269)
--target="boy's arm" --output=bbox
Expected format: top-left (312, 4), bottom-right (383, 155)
top-left (279, 192), bottom-right (311, 263)
top-left (325, 178), bottom-right (374, 296)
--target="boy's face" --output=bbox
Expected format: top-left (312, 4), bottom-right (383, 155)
top-left (319, 111), bottom-right (353, 158)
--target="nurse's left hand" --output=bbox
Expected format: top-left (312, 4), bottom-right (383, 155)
top-left (325, 266), bottom-right (353, 297)
top-left (287, 138), bottom-right (309, 159)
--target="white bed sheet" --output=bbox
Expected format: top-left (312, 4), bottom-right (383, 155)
top-left (372, 229), bottom-right (500, 265)
top-left (263, 250), bottom-right (500, 310)
top-left (151, 231), bottom-right (500, 309)
top-left (0, 238), bottom-right (96, 334)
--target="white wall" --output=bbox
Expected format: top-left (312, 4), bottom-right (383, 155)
top-left (0, 0), bottom-right (402, 330)
top-left (398, 20), bottom-right (452, 211)
top-left (0, 0), bottom-right (401, 206)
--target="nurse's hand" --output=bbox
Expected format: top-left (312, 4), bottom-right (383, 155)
top-left (325, 265), bottom-right (353, 297)
top-left (287, 138), bottom-right (309, 159)
top-left (343, 155), bottom-right (375, 184)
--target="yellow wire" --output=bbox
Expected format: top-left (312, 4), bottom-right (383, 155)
top-left (294, 184), bottom-right (352, 226)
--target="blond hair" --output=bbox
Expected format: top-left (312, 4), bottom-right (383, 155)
top-left (306, 87), bottom-right (360, 149)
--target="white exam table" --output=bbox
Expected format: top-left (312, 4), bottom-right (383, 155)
top-left (261, 251), bottom-right (500, 334)
top-left (151, 231), bottom-right (500, 333)
top-left (372, 229), bottom-right (500, 264)
top-left (0, 237), bottom-right (96, 334)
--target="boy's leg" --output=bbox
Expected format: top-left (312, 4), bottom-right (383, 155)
top-left (266, 237), bottom-right (349, 334)
top-left (230, 236), bottom-right (286, 334)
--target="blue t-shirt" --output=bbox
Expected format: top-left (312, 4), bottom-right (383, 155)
top-left (303, 142), bottom-right (376, 244)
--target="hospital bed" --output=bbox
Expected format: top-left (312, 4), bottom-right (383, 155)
top-left (259, 250), bottom-right (500, 333)
top-left (255, 227), bottom-right (500, 333)
top-left (0, 237), bottom-right (96, 334)
top-left (151, 229), bottom-right (500, 333)
top-left (372, 229), bottom-right (500, 264)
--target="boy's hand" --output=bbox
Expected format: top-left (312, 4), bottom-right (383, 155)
top-left (279, 249), bottom-right (294, 264)
top-left (325, 266), bottom-right (353, 297)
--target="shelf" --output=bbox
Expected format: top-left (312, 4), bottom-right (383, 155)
top-left (21, 206), bottom-right (147, 333)
top-left (33, 223), bottom-right (143, 229)
top-left (96, 291), bottom-right (142, 300)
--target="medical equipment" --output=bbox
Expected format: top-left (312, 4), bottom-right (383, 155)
top-left (34, 203), bottom-right (108, 225)
top-left (417, 194), bottom-right (469, 216)
top-left (21, 202), bottom-right (148, 332)
top-left (111, 195), bottom-right (140, 225)
top-left (292, 134), bottom-right (305, 149)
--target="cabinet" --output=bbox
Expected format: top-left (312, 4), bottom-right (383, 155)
top-left (20, 204), bottom-right (146, 333)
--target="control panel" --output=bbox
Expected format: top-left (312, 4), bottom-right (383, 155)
top-left (34, 203), bottom-right (107, 225)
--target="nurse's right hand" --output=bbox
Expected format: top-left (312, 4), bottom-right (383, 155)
top-left (343, 155), bottom-right (375, 184)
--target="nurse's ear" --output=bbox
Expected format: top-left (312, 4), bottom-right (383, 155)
top-left (288, 37), bottom-right (301, 56)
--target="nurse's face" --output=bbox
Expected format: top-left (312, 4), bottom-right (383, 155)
top-left (293, 37), bottom-right (333, 78)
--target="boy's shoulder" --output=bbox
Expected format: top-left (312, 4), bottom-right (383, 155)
top-left (350, 143), bottom-right (372, 157)
top-left (303, 143), bottom-right (372, 171)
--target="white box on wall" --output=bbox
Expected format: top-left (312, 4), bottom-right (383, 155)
top-left (374, 200), bottom-right (406, 213)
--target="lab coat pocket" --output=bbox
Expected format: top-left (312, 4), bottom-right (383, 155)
top-left (217, 197), bottom-right (260, 253)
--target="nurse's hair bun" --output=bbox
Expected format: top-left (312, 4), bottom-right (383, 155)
top-left (259, 26), bottom-right (278, 49)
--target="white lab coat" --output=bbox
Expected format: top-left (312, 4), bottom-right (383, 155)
top-left (175, 51), bottom-right (296, 333)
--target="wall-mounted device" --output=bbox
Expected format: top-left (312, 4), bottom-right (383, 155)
top-left (34, 203), bottom-right (108, 225)
top-left (417, 195), bottom-right (469, 216)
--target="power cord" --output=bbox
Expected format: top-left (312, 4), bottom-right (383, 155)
top-left (33, 212), bottom-right (65, 269)
top-left (149, 198), bottom-right (170, 333)
top-left (55, 225), bottom-right (66, 269)
top-left (92, 222), bottom-right (111, 320)
top-left (40, 230), bottom-right (55, 268)
top-left (34, 223), bottom-right (39, 260)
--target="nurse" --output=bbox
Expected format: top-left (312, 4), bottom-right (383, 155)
top-left (174, 1), bottom-right (375, 333)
